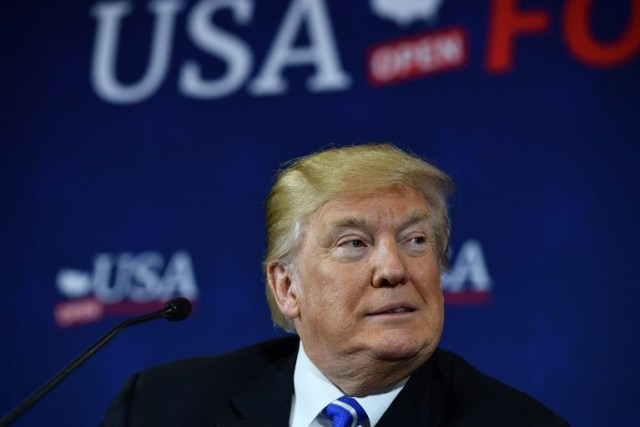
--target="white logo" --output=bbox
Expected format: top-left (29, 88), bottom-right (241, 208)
top-left (442, 239), bottom-right (492, 295)
top-left (55, 250), bottom-right (199, 327)
top-left (369, 0), bottom-right (444, 26)
top-left (90, 0), bottom-right (351, 104)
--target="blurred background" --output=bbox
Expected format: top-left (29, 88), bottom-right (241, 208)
top-left (1, 0), bottom-right (638, 425)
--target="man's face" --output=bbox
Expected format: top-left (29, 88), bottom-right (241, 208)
top-left (280, 184), bottom-right (444, 369)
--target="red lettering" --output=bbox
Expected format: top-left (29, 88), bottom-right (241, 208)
top-left (368, 28), bottom-right (468, 86)
top-left (564, 0), bottom-right (640, 67)
top-left (54, 298), bottom-right (104, 328)
top-left (486, 0), bottom-right (551, 73)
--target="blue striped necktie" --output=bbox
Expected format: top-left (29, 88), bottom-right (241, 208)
top-left (322, 396), bottom-right (369, 427)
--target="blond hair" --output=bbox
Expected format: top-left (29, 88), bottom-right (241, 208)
top-left (264, 143), bottom-right (453, 331)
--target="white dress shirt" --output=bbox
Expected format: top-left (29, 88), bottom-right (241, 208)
top-left (289, 343), bottom-right (407, 427)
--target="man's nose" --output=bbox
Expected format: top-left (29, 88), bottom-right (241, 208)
top-left (371, 238), bottom-right (408, 288)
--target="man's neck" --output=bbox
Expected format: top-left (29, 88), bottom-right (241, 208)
top-left (301, 341), bottom-right (428, 396)
top-left (291, 342), bottom-right (407, 427)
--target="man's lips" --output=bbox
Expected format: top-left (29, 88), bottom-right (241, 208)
top-left (368, 303), bottom-right (417, 316)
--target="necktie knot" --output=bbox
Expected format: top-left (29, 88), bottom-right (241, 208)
top-left (322, 396), bottom-right (369, 427)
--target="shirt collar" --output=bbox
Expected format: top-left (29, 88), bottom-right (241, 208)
top-left (290, 342), bottom-right (408, 427)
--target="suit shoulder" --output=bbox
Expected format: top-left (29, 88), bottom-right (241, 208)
top-left (139, 335), bottom-right (298, 389)
top-left (102, 335), bottom-right (299, 426)
top-left (430, 349), bottom-right (569, 426)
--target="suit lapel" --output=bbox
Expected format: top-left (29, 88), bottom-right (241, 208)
top-left (218, 339), bottom-right (299, 426)
top-left (377, 355), bottom-right (448, 427)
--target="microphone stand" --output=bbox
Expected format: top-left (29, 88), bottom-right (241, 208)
top-left (0, 298), bottom-right (191, 427)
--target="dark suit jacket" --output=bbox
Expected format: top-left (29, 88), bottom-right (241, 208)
top-left (102, 336), bottom-right (568, 426)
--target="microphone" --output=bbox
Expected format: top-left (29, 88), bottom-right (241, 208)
top-left (0, 297), bottom-right (192, 427)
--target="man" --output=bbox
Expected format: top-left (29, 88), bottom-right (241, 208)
top-left (103, 144), bottom-right (568, 426)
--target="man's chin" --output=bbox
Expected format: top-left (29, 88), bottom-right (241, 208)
top-left (370, 337), bottom-right (434, 363)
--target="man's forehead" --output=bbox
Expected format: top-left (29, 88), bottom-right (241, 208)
top-left (314, 190), bottom-right (432, 231)
top-left (324, 207), bottom-right (430, 228)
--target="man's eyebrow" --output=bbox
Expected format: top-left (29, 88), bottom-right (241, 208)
top-left (401, 209), bottom-right (431, 229)
top-left (328, 216), bottom-right (370, 230)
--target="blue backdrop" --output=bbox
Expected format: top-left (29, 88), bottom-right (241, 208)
top-left (1, 0), bottom-right (639, 425)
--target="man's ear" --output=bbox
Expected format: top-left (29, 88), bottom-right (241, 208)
top-left (267, 262), bottom-right (300, 319)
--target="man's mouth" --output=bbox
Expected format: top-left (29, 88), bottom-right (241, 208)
top-left (383, 307), bottom-right (413, 314)
top-left (369, 304), bottom-right (416, 316)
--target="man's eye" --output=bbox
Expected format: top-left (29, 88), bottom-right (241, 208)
top-left (338, 238), bottom-right (366, 248)
top-left (410, 236), bottom-right (426, 245)
top-left (349, 239), bottom-right (365, 248)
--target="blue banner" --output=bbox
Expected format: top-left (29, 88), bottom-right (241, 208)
top-left (1, 1), bottom-right (638, 425)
